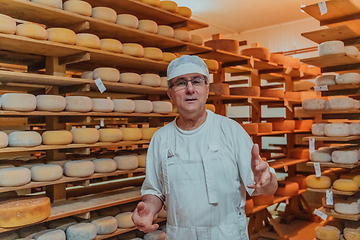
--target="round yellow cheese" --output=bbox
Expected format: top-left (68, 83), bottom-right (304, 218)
top-left (36, 94), bottom-right (66, 112)
top-left (91, 98), bottom-right (114, 112)
top-left (120, 72), bottom-right (141, 84)
top-left (91, 216), bottom-right (118, 235)
top-left (0, 14), bottom-right (16, 34)
top-left (93, 67), bottom-right (120, 82)
top-left (141, 128), bottom-right (158, 140)
top-left (42, 130), bottom-right (73, 145)
top-left (98, 128), bottom-right (122, 142)
top-left (143, 47), bottom-right (163, 61)
top-left (76, 33), bottom-right (100, 49)
top-left (162, 52), bottom-right (177, 62)
top-left (65, 96), bottom-right (92, 112)
top-left (16, 23), bottom-right (48, 40)
top-left (47, 28), bottom-right (76, 45)
top-left (8, 131), bottom-right (42, 147)
top-left (0, 132), bottom-right (8, 148)
top-left (116, 14), bottom-right (139, 28)
top-left (152, 101), bottom-right (172, 114)
top-left (115, 212), bottom-right (135, 228)
top-left (333, 179), bottom-right (359, 192)
top-left (141, 0), bottom-right (161, 7)
top-left (178, 6), bottom-right (192, 17)
top-left (121, 128), bottom-right (142, 141)
top-left (93, 159), bottom-right (117, 173)
top-left (114, 155), bottom-right (139, 169)
top-left (138, 154), bottom-right (146, 168)
top-left (0, 167), bottom-right (31, 187)
top-left (81, 71), bottom-right (93, 80)
top-left (138, 19), bottom-right (158, 33)
top-left (31, 164), bottom-right (63, 182)
top-left (306, 175), bottom-right (331, 189)
top-left (134, 100), bottom-right (153, 113)
top-left (157, 25), bottom-right (174, 38)
top-left (64, 160), bottom-right (95, 177)
top-left (71, 128), bottom-right (99, 144)
top-left (31, 0), bottom-right (62, 9)
top-left (100, 38), bottom-right (122, 53)
top-left (340, 174), bottom-right (360, 187)
top-left (141, 73), bottom-right (161, 86)
top-left (174, 29), bottom-right (191, 42)
top-left (190, 34), bottom-right (204, 45)
top-left (91, 7), bottom-right (117, 23)
top-left (160, 1), bottom-right (178, 13)
top-left (122, 43), bottom-right (144, 57)
top-left (113, 99), bottom-right (135, 112)
top-left (1, 93), bottom-right (36, 111)
top-left (160, 76), bottom-right (168, 88)
top-left (204, 59), bottom-right (219, 71)
top-left (63, 0), bottom-right (92, 16)
top-left (66, 223), bottom-right (97, 240)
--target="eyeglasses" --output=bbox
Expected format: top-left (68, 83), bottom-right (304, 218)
top-left (170, 77), bottom-right (207, 91)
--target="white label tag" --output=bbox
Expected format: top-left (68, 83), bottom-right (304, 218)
top-left (326, 190), bottom-right (333, 205)
top-left (318, 1), bottom-right (328, 15)
top-left (81, 125), bottom-right (86, 129)
top-left (314, 162), bottom-right (321, 177)
top-left (248, 97), bottom-right (252, 103)
top-left (100, 118), bottom-right (105, 127)
top-left (95, 125), bottom-right (100, 129)
top-left (72, 126), bottom-right (76, 130)
top-left (94, 78), bottom-right (106, 93)
top-left (284, 99), bottom-right (289, 106)
top-left (314, 85), bottom-right (328, 91)
top-left (284, 165), bottom-right (288, 172)
top-left (314, 208), bottom-right (327, 221)
top-left (285, 67), bottom-right (292, 75)
top-left (250, 56), bottom-right (254, 68)
top-left (309, 137), bottom-right (315, 153)
top-left (300, 71), bottom-right (304, 77)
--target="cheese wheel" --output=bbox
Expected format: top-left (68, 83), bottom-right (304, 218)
top-left (251, 194), bottom-right (274, 206)
top-left (144, 47), bottom-right (163, 61)
top-left (91, 216), bottom-right (117, 235)
top-left (162, 52), bottom-right (177, 62)
top-left (190, 34), bottom-right (204, 45)
top-left (160, 76), bottom-right (168, 88)
top-left (141, 0), bottom-right (161, 6)
top-left (0, 196), bottom-right (51, 227)
top-left (152, 101), bottom-right (172, 114)
top-left (47, 28), bottom-right (76, 45)
top-left (100, 39), bottom-right (122, 53)
top-left (241, 47), bottom-right (270, 61)
top-left (93, 158), bottom-right (117, 173)
top-left (295, 120), bottom-right (313, 131)
top-left (0, 132), bottom-right (8, 148)
top-left (18, 224), bottom-right (47, 238)
top-left (122, 43), bottom-right (144, 57)
top-left (286, 175), bottom-right (307, 189)
top-left (76, 33), bottom-right (100, 49)
top-left (0, 231), bottom-right (19, 240)
top-left (333, 179), bottom-right (358, 191)
top-left (230, 86), bottom-right (260, 96)
top-left (144, 230), bottom-right (166, 240)
top-left (63, 0), bottom-right (92, 16)
top-left (178, 6), bottom-right (192, 17)
top-left (272, 120), bottom-right (295, 131)
top-left (65, 96), bottom-right (92, 112)
top-left (312, 123), bottom-right (326, 136)
top-left (141, 73), bottom-right (161, 86)
top-left (284, 56), bottom-right (301, 69)
top-left (257, 123), bottom-right (272, 133)
top-left (47, 217), bottom-right (77, 231)
top-left (116, 14), bottom-right (139, 28)
top-left (310, 149), bottom-right (332, 162)
top-left (332, 150), bottom-right (359, 164)
top-left (64, 160), bottom-right (95, 177)
top-left (344, 228), bottom-right (360, 240)
top-left (138, 154), bottom-right (146, 168)
top-left (115, 212), bottom-right (135, 228)
top-left (93, 67), bottom-right (120, 82)
top-left (16, 23), bottom-right (48, 40)
top-left (306, 175), bottom-right (331, 189)
top-left (1, 93), bottom-right (36, 111)
top-left (315, 225), bottom-right (341, 240)
top-left (66, 223), bottom-right (97, 240)
top-left (204, 59), bottom-right (219, 71)
top-left (345, 45), bottom-right (359, 57)
top-left (174, 30), bottom-right (191, 42)
top-left (335, 72), bottom-right (360, 84)
top-left (81, 71), bottom-right (93, 80)
top-left (31, 0), bottom-right (62, 8)
top-left (260, 89), bottom-right (284, 98)
top-left (275, 181), bottom-right (299, 196)
top-left (302, 98), bottom-right (326, 110)
top-left (8, 131), bottom-right (42, 147)
top-left (114, 155), bottom-right (139, 170)
top-left (289, 148), bottom-right (309, 159)
top-left (42, 130), bottom-right (72, 145)
top-left (0, 167), bottom-right (31, 187)
top-left (134, 100), bottom-right (153, 113)
top-left (340, 174), bottom-right (360, 187)
top-left (0, 14), bottom-right (16, 34)
top-left (205, 104), bottom-right (216, 112)
top-left (160, 1), bottom-right (178, 12)
top-left (71, 128), bottom-right (99, 144)
top-left (34, 229), bottom-right (65, 240)
top-left (141, 128), bottom-right (158, 140)
top-left (119, 72), bottom-right (141, 84)
top-left (210, 83), bottom-right (230, 95)
top-left (329, 97), bottom-right (357, 110)
top-left (241, 123), bottom-right (258, 135)
top-left (91, 98), bottom-right (114, 112)
top-left (350, 122), bottom-right (360, 135)
top-left (97, 206), bottom-right (121, 217)
top-left (113, 99), bottom-right (135, 112)
top-left (31, 164), bottom-right (63, 182)
top-left (318, 40), bottom-right (345, 56)
top-left (157, 25), bottom-right (174, 38)
top-left (324, 123), bottom-right (350, 137)
top-left (121, 128), bottom-right (142, 141)
top-left (91, 7), bottom-right (117, 23)
top-left (334, 201), bottom-right (360, 215)
top-left (138, 20), bottom-right (158, 33)
top-left (36, 95), bottom-right (66, 111)
top-left (48, 160), bottom-right (70, 168)
top-left (269, 53), bottom-right (285, 65)
top-left (98, 128), bottom-right (122, 142)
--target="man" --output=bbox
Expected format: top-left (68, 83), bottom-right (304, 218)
top-left (132, 55), bottom-right (278, 240)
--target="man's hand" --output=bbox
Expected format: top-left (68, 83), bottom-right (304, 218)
top-left (247, 144), bottom-right (277, 195)
top-left (132, 201), bottom-right (159, 233)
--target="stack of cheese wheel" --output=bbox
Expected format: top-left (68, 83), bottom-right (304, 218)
top-left (91, 216), bottom-right (118, 235)
top-left (1, 93), bottom-right (36, 111)
top-left (310, 148), bottom-right (332, 162)
top-left (42, 130), bottom-right (72, 145)
top-left (31, 164), bottom-right (63, 182)
top-left (33, 229), bottom-right (66, 240)
top-left (0, 167), bottom-right (31, 186)
top-left (134, 100), bottom-right (153, 113)
top-left (174, 29), bottom-right (191, 42)
top-left (114, 155), bottom-right (139, 169)
top-left (153, 101), bottom-right (172, 114)
top-left (64, 160), bottom-right (95, 177)
top-left (143, 47), bottom-right (163, 61)
top-left (65, 96), bottom-right (92, 112)
top-left (93, 67), bottom-right (120, 82)
top-left (92, 98), bottom-right (114, 112)
top-left (0, 131), bottom-right (8, 148)
top-left (76, 33), bottom-right (100, 49)
top-left (66, 223), bottom-right (97, 240)
top-left (306, 175), bottom-right (331, 189)
top-left (121, 127), bottom-right (142, 141)
top-left (47, 28), bottom-right (76, 45)
top-left (71, 128), bottom-right (99, 144)
top-left (336, 72), bottom-right (360, 84)
top-left (0, 14), bottom-right (16, 34)
top-left (141, 128), bottom-right (158, 140)
top-left (315, 225), bottom-right (341, 240)
top-left (8, 131), bottom-right (42, 147)
top-left (113, 99), bottom-right (135, 112)
top-left (93, 158), bottom-right (117, 173)
top-left (138, 20), bottom-right (158, 33)
top-left (332, 150), bottom-right (359, 164)
top-left (333, 178), bottom-right (359, 192)
top-left (141, 74), bottom-right (161, 86)
top-left (115, 212), bottom-right (135, 228)
top-left (324, 123), bottom-right (350, 137)
top-left (120, 72), bottom-right (142, 84)
top-left (63, 0), bottom-right (92, 16)
top-left (36, 95), bottom-right (66, 111)
top-left (100, 38), bottom-right (122, 53)
top-left (98, 128), bottom-right (122, 142)
top-left (315, 74), bottom-right (336, 86)
top-left (302, 98), bottom-right (326, 110)
top-left (328, 97), bottom-right (359, 110)
top-left (318, 40), bottom-right (345, 56)
top-left (122, 43), bottom-right (144, 57)
top-left (116, 14), bottom-right (139, 28)
top-left (157, 25), bottom-right (174, 38)
top-left (16, 23), bottom-right (48, 40)
top-left (91, 7), bottom-right (117, 23)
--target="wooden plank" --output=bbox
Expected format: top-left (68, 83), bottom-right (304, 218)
top-left (307, 187), bottom-right (357, 196)
top-left (321, 207), bottom-right (360, 221)
top-left (303, 136), bottom-right (360, 141)
top-left (295, 107), bottom-right (360, 118)
top-left (301, 53), bottom-right (360, 68)
top-left (268, 158), bottom-right (309, 170)
top-left (301, 25), bottom-right (359, 44)
top-left (306, 161), bottom-right (360, 169)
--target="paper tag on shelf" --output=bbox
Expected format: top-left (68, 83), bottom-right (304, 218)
top-left (81, 125), bottom-right (86, 129)
top-left (248, 97), bottom-right (252, 103)
top-left (285, 67), bottom-right (292, 75)
top-left (300, 71), bottom-right (304, 77)
top-left (95, 125), bottom-right (100, 129)
top-left (71, 126), bottom-right (76, 130)
top-left (326, 190), bottom-right (333, 206)
top-left (314, 85), bottom-right (328, 92)
top-left (314, 162), bottom-right (321, 177)
top-left (286, 198), bottom-right (289, 205)
top-left (314, 208), bottom-right (327, 221)
top-left (284, 99), bottom-right (289, 106)
top-left (284, 165), bottom-right (288, 172)
top-left (250, 56), bottom-right (255, 68)
top-left (94, 78), bottom-right (106, 93)
top-left (318, 1), bottom-right (328, 15)
top-left (100, 118), bottom-right (105, 127)
top-left (309, 137), bottom-right (315, 153)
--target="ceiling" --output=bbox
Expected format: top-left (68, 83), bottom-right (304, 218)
top-left (172, 0), bottom-right (331, 39)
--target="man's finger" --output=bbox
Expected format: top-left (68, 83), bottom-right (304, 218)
top-left (251, 144), bottom-right (260, 164)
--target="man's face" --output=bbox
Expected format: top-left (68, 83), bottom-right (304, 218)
top-left (167, 73), bottom-right (209, 115)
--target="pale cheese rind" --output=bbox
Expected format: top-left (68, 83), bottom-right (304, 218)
top-left (116, 14), bottom-right (139, 28)
top-left (335, 72), bottom-right (360, 84)
top-left (98, 128), bottom-right (122, 142)
top-left (138, 20), bottom-right (158, 33)
top-left (157, 25), bottom-right (174, 38)
top-left (16, 23), bottom-right (48, 40)
top-left (318, 40), bottom-right (345, 56)
top-left (47, 28), bottom-right (76, 45)
top-left (71, 128), bottom-right (99, 144)
top-left (114, 155), bottom-right (139, 169)
top-left (134, 100), bottom-right (153, 113)
top-left (63, 0), bottom-right (92, 16)
top-left (315, 74), bottom-right (336, 86)
top-left (34, 229), bottom-right (66, 240)
top-left (0, 132), bottom-right (8, 148)
top-left (8, 131), bottom-right (42, 147)
top-left (31, 164), bottom-right (63, 182)
top-left (91, 216), bottom-right (118, 235)
top-left (121, 128), bottom-right (142, 140)
top-left (0, 14), bottom-right (16, 34)
top-left (332, 150), bottom-right (359, 164)
top-left (65, 96), bottom-right (92, 112)
top-left (64, 160), bottom-right (95, 177)
top-left (174, 30), bottom-right (191, 42)
top-left (76, 33), bottom-right (100, 49)
top-left (93, 158), bottom-right (117, 173)
top-left (100, 39), bottom-right (122, 53)
top-left (93, 67), bottom-right (120, 82)
top-left (119, 73), bottom-right (141, 84)
top-left (122, 43), bottom-right (144, 57)
top-left (0, 167), bottom-right (31, 187)
top-left (31, 0), bottom-right (62, 9)
top-left (113, 99), bottom-right (135, 112)
top-left (36, 95), bottom-right (66, 111)
top-left (152, 101), bottom-right (172, 114)
top-left (141, 128), bottom-right (159, 140)
top-left (1, 93), bottom-right (36, 111)
top-left (302, 98), bottom-right (326, 110)
top-left (91, 98), bottom-right (114, 112)
top-left (141, 74), bottom-right (161, 87)
top-left (91, 7), bottom-right (117, 23)
top-left (66, 223), bottom-right (97, 240)
top-left (324, 123), bottom-right (350, 137)
top-left (115, 212), bottom-right (135, 228)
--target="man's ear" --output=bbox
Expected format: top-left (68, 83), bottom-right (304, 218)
top-left (167, 88), bottom-right (172, 102)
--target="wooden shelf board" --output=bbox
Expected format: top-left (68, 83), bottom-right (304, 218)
top-left (301, 25), bottom-right (360, 44)
top-left (268, 158), bottom-right (309, 169)
top-left (256, 131), bottom-right (291, 136)
top-left (306, 161), bottom-right (360, 169)
top-left (301, 53), bottom-right (360, 68)
top-left (320, 207), bottom-right (360, 221)
top-left (0, 140), bottom-right (150, 154)
top-left (307, 187), bottom-right (357, 196)
top-left (197, 49), bottom-right (250, 64)
top-left (295, 107), bottom-right (360, 118)
top-left (302, 136), bottom-right (360, 141)
top-left (0, 170), bottom-right (146, 194)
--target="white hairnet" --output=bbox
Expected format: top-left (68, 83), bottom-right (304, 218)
top-left (167, 55), bottom-right (209, 81)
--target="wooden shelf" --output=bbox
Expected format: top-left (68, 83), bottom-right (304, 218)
top-left (320, 207), bottom-right (360, 221)
top-left (295, 107), bottom-right (360, 118)
top-left (256, 130), bottom-right (310, 137)
top-left (301, 53), bottom-right (360, 69)
top-left (302, 136), bottom-right (360, 142)
top-left (208, 95), bottom-right (300, 105)
top-left (301, 25), bottom-right (360, 45)
top-left (0, 140), bottom-right (150, 154)
top-left (307, 187), bottom-right (358, 196)
top-left (268, 158), bottom-right (309, 170)
top-left (306, 161), bottom-right (360, 169)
